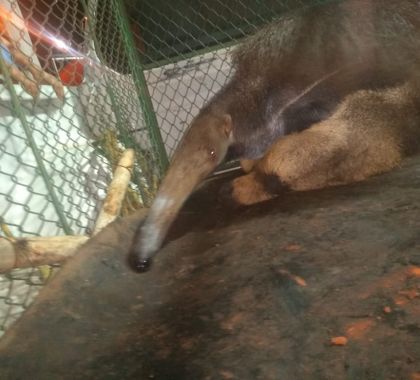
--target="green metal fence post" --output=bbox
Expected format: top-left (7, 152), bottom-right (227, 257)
top-left (111, 0), bottom-right (169, 174)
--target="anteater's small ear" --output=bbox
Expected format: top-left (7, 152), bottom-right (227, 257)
top-left (222, 114), bottom-right (233, 137)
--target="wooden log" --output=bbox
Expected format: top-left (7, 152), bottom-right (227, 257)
top-left (0, 149), bottom-right (140, 272)
top-left (93, 149), bottom-right (135, 235)
top-left (0, 236), bottom-right (88, 273)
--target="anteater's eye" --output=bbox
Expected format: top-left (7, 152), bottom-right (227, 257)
top-left (209, 149), bottom-right (217, 160)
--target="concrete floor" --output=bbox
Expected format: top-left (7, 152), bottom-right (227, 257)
top-left (1, 158), bottom-right (420, 380)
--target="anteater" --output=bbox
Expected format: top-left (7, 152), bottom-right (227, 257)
top-left (129, 0), bottom-right (420, 272)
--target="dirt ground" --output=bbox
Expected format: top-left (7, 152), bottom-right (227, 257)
top-left (1, 158), bottom-right (420, 380)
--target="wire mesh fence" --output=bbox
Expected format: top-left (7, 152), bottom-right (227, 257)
top-left (0, 0), bottom-right (330, 337)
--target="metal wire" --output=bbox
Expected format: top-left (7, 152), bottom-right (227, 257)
top-left (0, 0), bottom-right (331, 337)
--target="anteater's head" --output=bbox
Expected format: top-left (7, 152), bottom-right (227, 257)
top-left (128, 111), bottom-right (233, 272)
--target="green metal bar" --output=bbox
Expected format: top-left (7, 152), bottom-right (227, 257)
top-left (111, 0), bottom-right (169, 174)
top-left (81, 0), bottom-right (161, 204)
top-left (0, 57), bottom-right (73, 235)
top-left (79, 0), bottom-right (137, 145)
top-left (104, 84), bottom-right (150, 204)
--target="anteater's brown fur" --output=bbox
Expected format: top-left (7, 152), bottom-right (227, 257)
top-left (230, 81), bottom-right (420, 205)
top-left (129, 0), bottom-right (420, 271)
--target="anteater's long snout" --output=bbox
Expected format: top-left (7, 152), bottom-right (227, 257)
top-left (128, 113), bottom-right (233, 273)
top-left (128, 159), bottom-right (218, 273)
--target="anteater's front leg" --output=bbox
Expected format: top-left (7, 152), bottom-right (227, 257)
top-left (226, 122), bottom-right (351, 205)
top-left (226, 93), bottom-right (405, 206)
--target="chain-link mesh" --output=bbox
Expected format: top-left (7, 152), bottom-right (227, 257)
top-left (0, 0), bottom-right (330, 337)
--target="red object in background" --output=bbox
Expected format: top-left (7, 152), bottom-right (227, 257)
top-left (59, 60), bottom-right (84, 86)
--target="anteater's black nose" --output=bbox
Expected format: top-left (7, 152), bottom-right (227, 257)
top-left (128, 253), bottom-right (153, 273)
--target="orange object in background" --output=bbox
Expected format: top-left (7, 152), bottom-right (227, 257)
top-left (330, 336), bottom-right (348, 346)
top-left (59, 59), bottom-right (84, 86)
